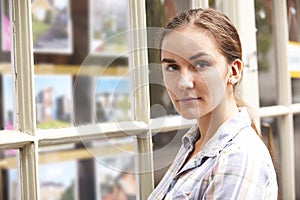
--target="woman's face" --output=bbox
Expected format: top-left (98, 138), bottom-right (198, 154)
top-left (161, 27), bottom-right (232, 119)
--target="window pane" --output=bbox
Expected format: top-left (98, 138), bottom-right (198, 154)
top-left (294, 114), bottom-right (300, 199)
top-left (1, 0), bottom-right (13, 130)
top-left (146, 0), bottom-right (191, 118)
top-left (287, 0), bottom-right (300, 42)
top-left (292, 79), bottom-right (300, 103)
top-left (4, 147), bottom-right (77, 200)
top-left (32, 0), bottom-right (130, 128)
top-left (287, 0), bottom-right (300, 103)
top-left (93, 139), bottom-right (136, 200)
top-left (152, 128), bottom-right (188, 186)
top-left (35, 136), bottom-right (136, 200)
top-left (0, 149), bottom-right (19, 200)
top-left (260, 117), bottom-right (281, 199)
top-left (35, 75), bottom-right (73, 129)
top-left (39, 161), bottom-right (77, 200)
top-left (255, 0), bottom-right (279, 106)
top-left (39, 143), bottom-right (81, 200)
top-left (2, 75), bottom-right (13, 130)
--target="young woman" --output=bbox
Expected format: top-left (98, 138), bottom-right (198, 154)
top-left (148, 8), bottom-right (278, 199)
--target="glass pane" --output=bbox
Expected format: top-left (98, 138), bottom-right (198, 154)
top-left (3, 75), bottom-right (74, 129)
top-left (152, 128), bottom-right (188, 186)
top-left (260, 117), bottom-right (281, 199)
top-left (2, 75), bottom-right (13, 130)
top-left (1, 144), bottom-right (132, 200)
top-left (5, 146), bottom-right (77, 200)
top-left (146, 0), bottom-right (191, 118)
top-left (39, 144), bottom-right (79, 199)
top-left (294, 114), bottom-right (300, 199)
top-left (292, 78), bottom-right (300, 103)
top-left (32, 0), bottom-right (130, 128)
top-left (287, 0), bottom-right (300, 103)
top-left (255, 0), bottom-right (279, 106)
top-left (1, 0), bottom-right (13, 130)
top-left (0, 149), bottom-right (19, 200)
top-left (35, 75), bottom-right (73, 129)
top-left (92, 138), bottom-right (136, 200)
top-left (39, 161), bottom-right (77, 200)
top-left (36, 136), bottom-right (136, 200)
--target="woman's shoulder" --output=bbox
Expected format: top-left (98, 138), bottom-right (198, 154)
top-left (219, 126), bottom-right (275, 173)
top-left (231, 126), bottom-right (268, 153)
top-left (214, 127), bottom-right (278, 193)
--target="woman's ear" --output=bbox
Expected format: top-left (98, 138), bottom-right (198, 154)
top-left (229, 59), bottom-right (243, 85)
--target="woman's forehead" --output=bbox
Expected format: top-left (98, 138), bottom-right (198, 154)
top-left (161, 28), bottom-right (219, 60)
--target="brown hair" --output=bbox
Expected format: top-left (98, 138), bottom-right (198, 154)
top-left (159, 8), bottom-right (260, 134)
top-left (159, 8), bottom-right (242, 64)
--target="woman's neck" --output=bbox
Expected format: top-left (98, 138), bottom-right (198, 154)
top-left (196, 99), bottom-right (239, 151)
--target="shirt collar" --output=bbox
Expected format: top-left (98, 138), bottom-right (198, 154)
top-left (182, 107), bottom-right (252, 157)
top-left (182, 125), bottom-right (199, 149)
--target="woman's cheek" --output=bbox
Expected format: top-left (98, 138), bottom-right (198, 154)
top-left (163, 74), bottom-right (179, 92)
top-left (202, 70), bottom-right (226, 106)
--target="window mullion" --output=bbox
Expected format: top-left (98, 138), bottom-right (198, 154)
top-left (11, 0), bottom-right (36, 134)
top-left (129, 0), bottom-right (154, 199)
top-left (273, 0), bottom-right (295, 199)
top-left (11, 0), bottom-right (39, 199)
top-left (19, 143), bottom-right (39, 200)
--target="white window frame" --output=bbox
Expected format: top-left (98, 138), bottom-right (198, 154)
top-left (1, 0), bottom-right (157, 199)
top-left (0, 0), bottom-right (298, 200)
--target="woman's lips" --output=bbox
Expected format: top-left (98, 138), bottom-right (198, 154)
top-left (177, 97), bottom-right (201, 102)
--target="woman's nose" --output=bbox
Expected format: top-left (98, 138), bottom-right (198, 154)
top-left (177, 71), bottom-right (194, 90)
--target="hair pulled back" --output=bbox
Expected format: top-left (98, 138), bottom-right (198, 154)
top-left (159, 8), bottom-right (242, 65)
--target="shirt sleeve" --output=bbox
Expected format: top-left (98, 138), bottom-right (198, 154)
top-left (203, 145), bottom-right (277, 200)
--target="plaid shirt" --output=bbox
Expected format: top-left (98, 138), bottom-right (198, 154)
top-left (148, 108), bottom-right (278, 200)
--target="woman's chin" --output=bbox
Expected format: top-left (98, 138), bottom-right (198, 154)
top-left (179, 108), bottom-right (211, 120)
top-left (179, 112), bottom-right (200, 120)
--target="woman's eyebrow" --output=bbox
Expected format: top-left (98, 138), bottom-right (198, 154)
top-left (161, 58), bottom-right (176, 63)
top-left (189, 52), bottom-right (210, 60)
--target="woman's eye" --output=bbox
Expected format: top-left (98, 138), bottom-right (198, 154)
top-left (165, 64), bottom-right (179, 72)
top-left (194, 61), bottom-right (209, 69)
